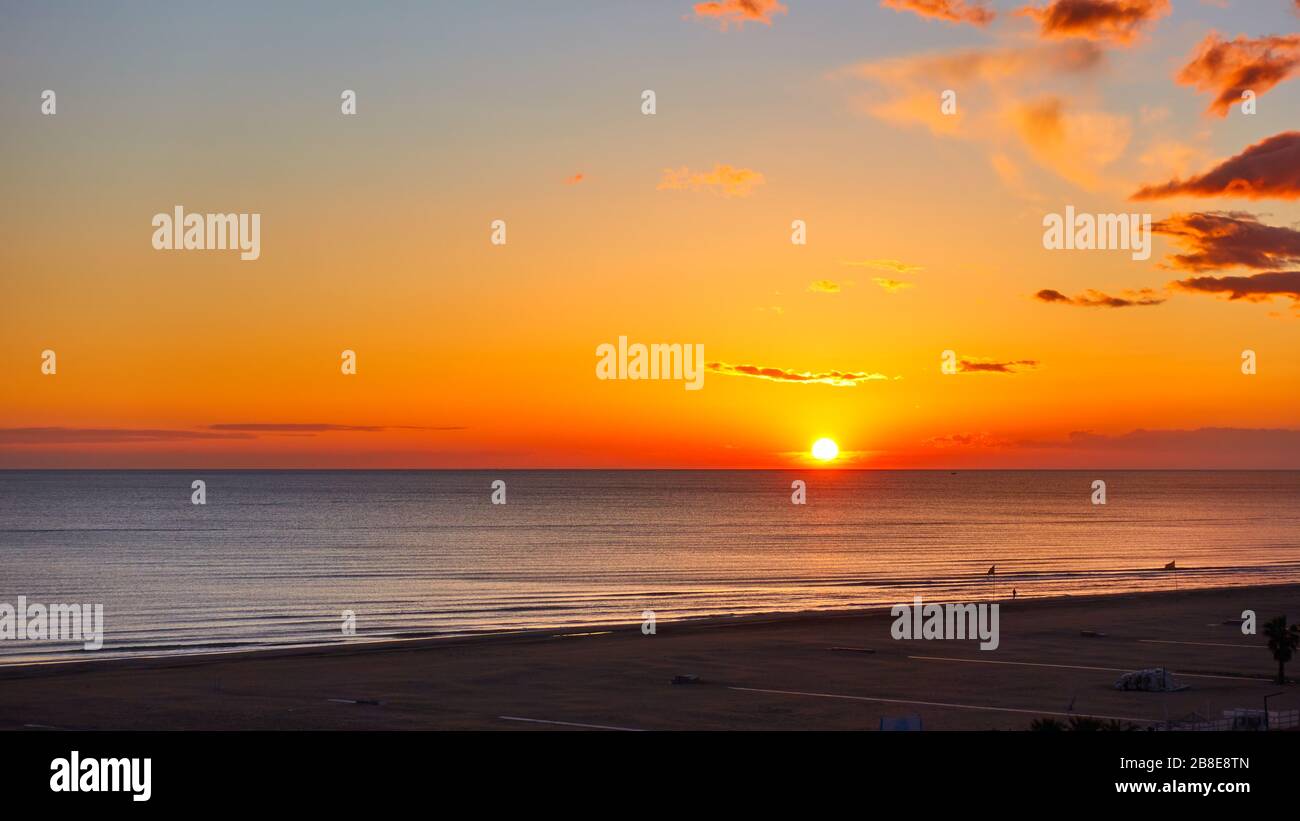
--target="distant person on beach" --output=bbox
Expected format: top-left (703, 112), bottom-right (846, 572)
top-left (1012, 588), bottom-right (1017, 600)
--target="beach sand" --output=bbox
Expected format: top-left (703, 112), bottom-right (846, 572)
top-left (1, 584), bottom-right (1296, 731)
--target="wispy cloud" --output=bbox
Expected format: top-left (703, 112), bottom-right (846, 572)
top-left (0, 427), bottom-right (255, 445)
top-left (1177, 33), bottom-right (1300, 117)
top-left (837, 42), bottom-right (1128, 190)
top-left (881, 0), bottom-right (994, 26)
top-left (957, 357), bottom-right (1038, 373)
top-left (691, 0), bottom-right (787, 29)
top-left (0, 424), bottom-right (467, 445)
top-left (1017, 0), bottom-right (1171, 46)
top-left (1132, 131), bottom-right (1300, 201)
top-left (707, 362), bottom-right (892, 386)
top-left (925, 432), bottom-right (1010, 448)
top-left (1034, 287), bottom-right (1165, 307)
top-left (808, 279), bottom-right (842, 292)
top-left (1008, 95), bottom-right (1130, 190)
top-left (1152, 212), bottom-right (1300, 272)
top-left (874, 277), bottom-right (913, 292)
top-left (563, 172), bottom-right (585, 185)
top-left (657, 164), bottom-right (765, 197)
top-left (1171, 270), bottom-right (1300, 304)
top-left (208, 423), bottom-right (466, 433)
top-left (843, 258), bottom-right (924, 273)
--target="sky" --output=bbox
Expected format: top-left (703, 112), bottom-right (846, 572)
top-left (2, 0), bottom-right (1299, 469)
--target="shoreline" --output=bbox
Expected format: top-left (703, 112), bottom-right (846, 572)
top-left (1, 580), bottom-right (1292, 678)
top-left (1, 582), bottom-right (1296, 730)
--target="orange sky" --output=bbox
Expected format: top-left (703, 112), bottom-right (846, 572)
top-left (3, 1), bottom-right (1299, 468)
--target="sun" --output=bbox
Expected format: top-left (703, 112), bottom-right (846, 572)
top-left (811, 438), bottom-right (839, 461)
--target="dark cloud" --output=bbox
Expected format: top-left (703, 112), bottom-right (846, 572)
top-left (208, 423), bottom-right (466, 433)
top-left (957, 358), bottom-right (1038, 373)
top-left (0, 427), bottom-right (255, 445)
top-left (1034, 288), bottom-right (1165, 307)
top-left (1017, 0), bottom-right (1170, 46)
top-left (1152, 212), bottom-right (1300, 272)
top-left (1132, 131), bottom-right (1300, 201)
top-left (1171, 270), bottom-right (1300, 303)
top-left (0, 424), bottom-right (466, 445)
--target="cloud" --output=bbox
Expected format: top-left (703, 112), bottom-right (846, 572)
top-left (881, 0), bottom-right (995, 26)
top-left (1017, 0), bottom-right (1171, 46)
top-left (208, 423), bottom-right (466, 433)
top-left (874, 277), bottom-right (913, 292)
top-left (0, 427), bottom-right (255, 444)
top-left (563, 172), bottom-right (585, 185)
top-left (1131, 131), bottom-right (1300, 201)
top-left (706, 362), bottom-right (891, 386)
top-left (1151, 212), bottom-right (1300, 272)
top-left (843, 258), bottom-right (924, 273)
top-left (925, 432), bottom-right (1011, 448)
top-left (1008, 96), bottom-right (1130, 190)
top-left (0, 423), bottom-right (468, 445)
top-left (919, 427), bottom-right (1300, 468)
top-left (837, 42), bottom-right (1127, 190)
top-left (1027, 427), bottom-right (1300, 463)
top-left (1034, 287), bottom-right (1165, 307)
top-left (1176, 33), bottom-right (1300, 117)
top-left (808, 279), bottom-right (842, 292)
top-left (657, 164), bottom-right (765, 196)
top-left (691, 0), bottom-right (787, 28)
top-left (839, 40), bottom-right (1105, 136)
top-left (1171, 270), bottom-right (1300, 303)
top-left (957, 357), bottom-right (1038, 373)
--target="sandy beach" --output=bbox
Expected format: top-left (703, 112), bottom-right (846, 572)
top-left (1, 584), bottom-right (1295, 731)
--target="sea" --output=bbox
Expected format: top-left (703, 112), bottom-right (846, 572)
top-left (1, 470), bottom-right (1297, 664)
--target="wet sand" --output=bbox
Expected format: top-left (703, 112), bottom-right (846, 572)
top-left (1, 584), bottom-right (1296, 730)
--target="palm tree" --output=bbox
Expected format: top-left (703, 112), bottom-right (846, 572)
top-left (1263, 615), bottom-right (1300, 685)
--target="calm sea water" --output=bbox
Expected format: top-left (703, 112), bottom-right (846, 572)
top-left (1, 470), bottom-right (1297, 664)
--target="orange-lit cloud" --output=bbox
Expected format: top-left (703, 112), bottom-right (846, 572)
top-left (926, 432), bottom-right (1011, 448)
top-left (958, 357), bottom-right (1038, 373)
top-left (874, 277), bottom-right (913, 292)
top-left (706, 362), bottom-right (890, 386)
top-left (1017, 0), bottom-right (1170, 46)
top-left (1132, 131), bottom-right (1300, 200)
top-left (1009, 96), bottom-right (1130, 190)
top-left (564, 172), bottom-right (586, 185)
top-left (808, 279), bottom-right (842, 292)
top-left (1034, 288), bottom-right (1165, 307)
top-left (1152, 212), bottom-right (1300, 272)
top-left (1171, 270), bottom-right (1300, 303)
top-left (692, 0), bottom-right (787, 28)
top-left (843, 258), bottom-right (924, 273)
top-left (1177, 33), bottom-right (1300, 117)
top-left (840, 41), bottom-right (1104, 137)
top-left (881, 0), bottom-right (994, 26)
top-left (657, 164), bottom-right (765, 196)
top-left (840, 43), bottom-right (1126, 190)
